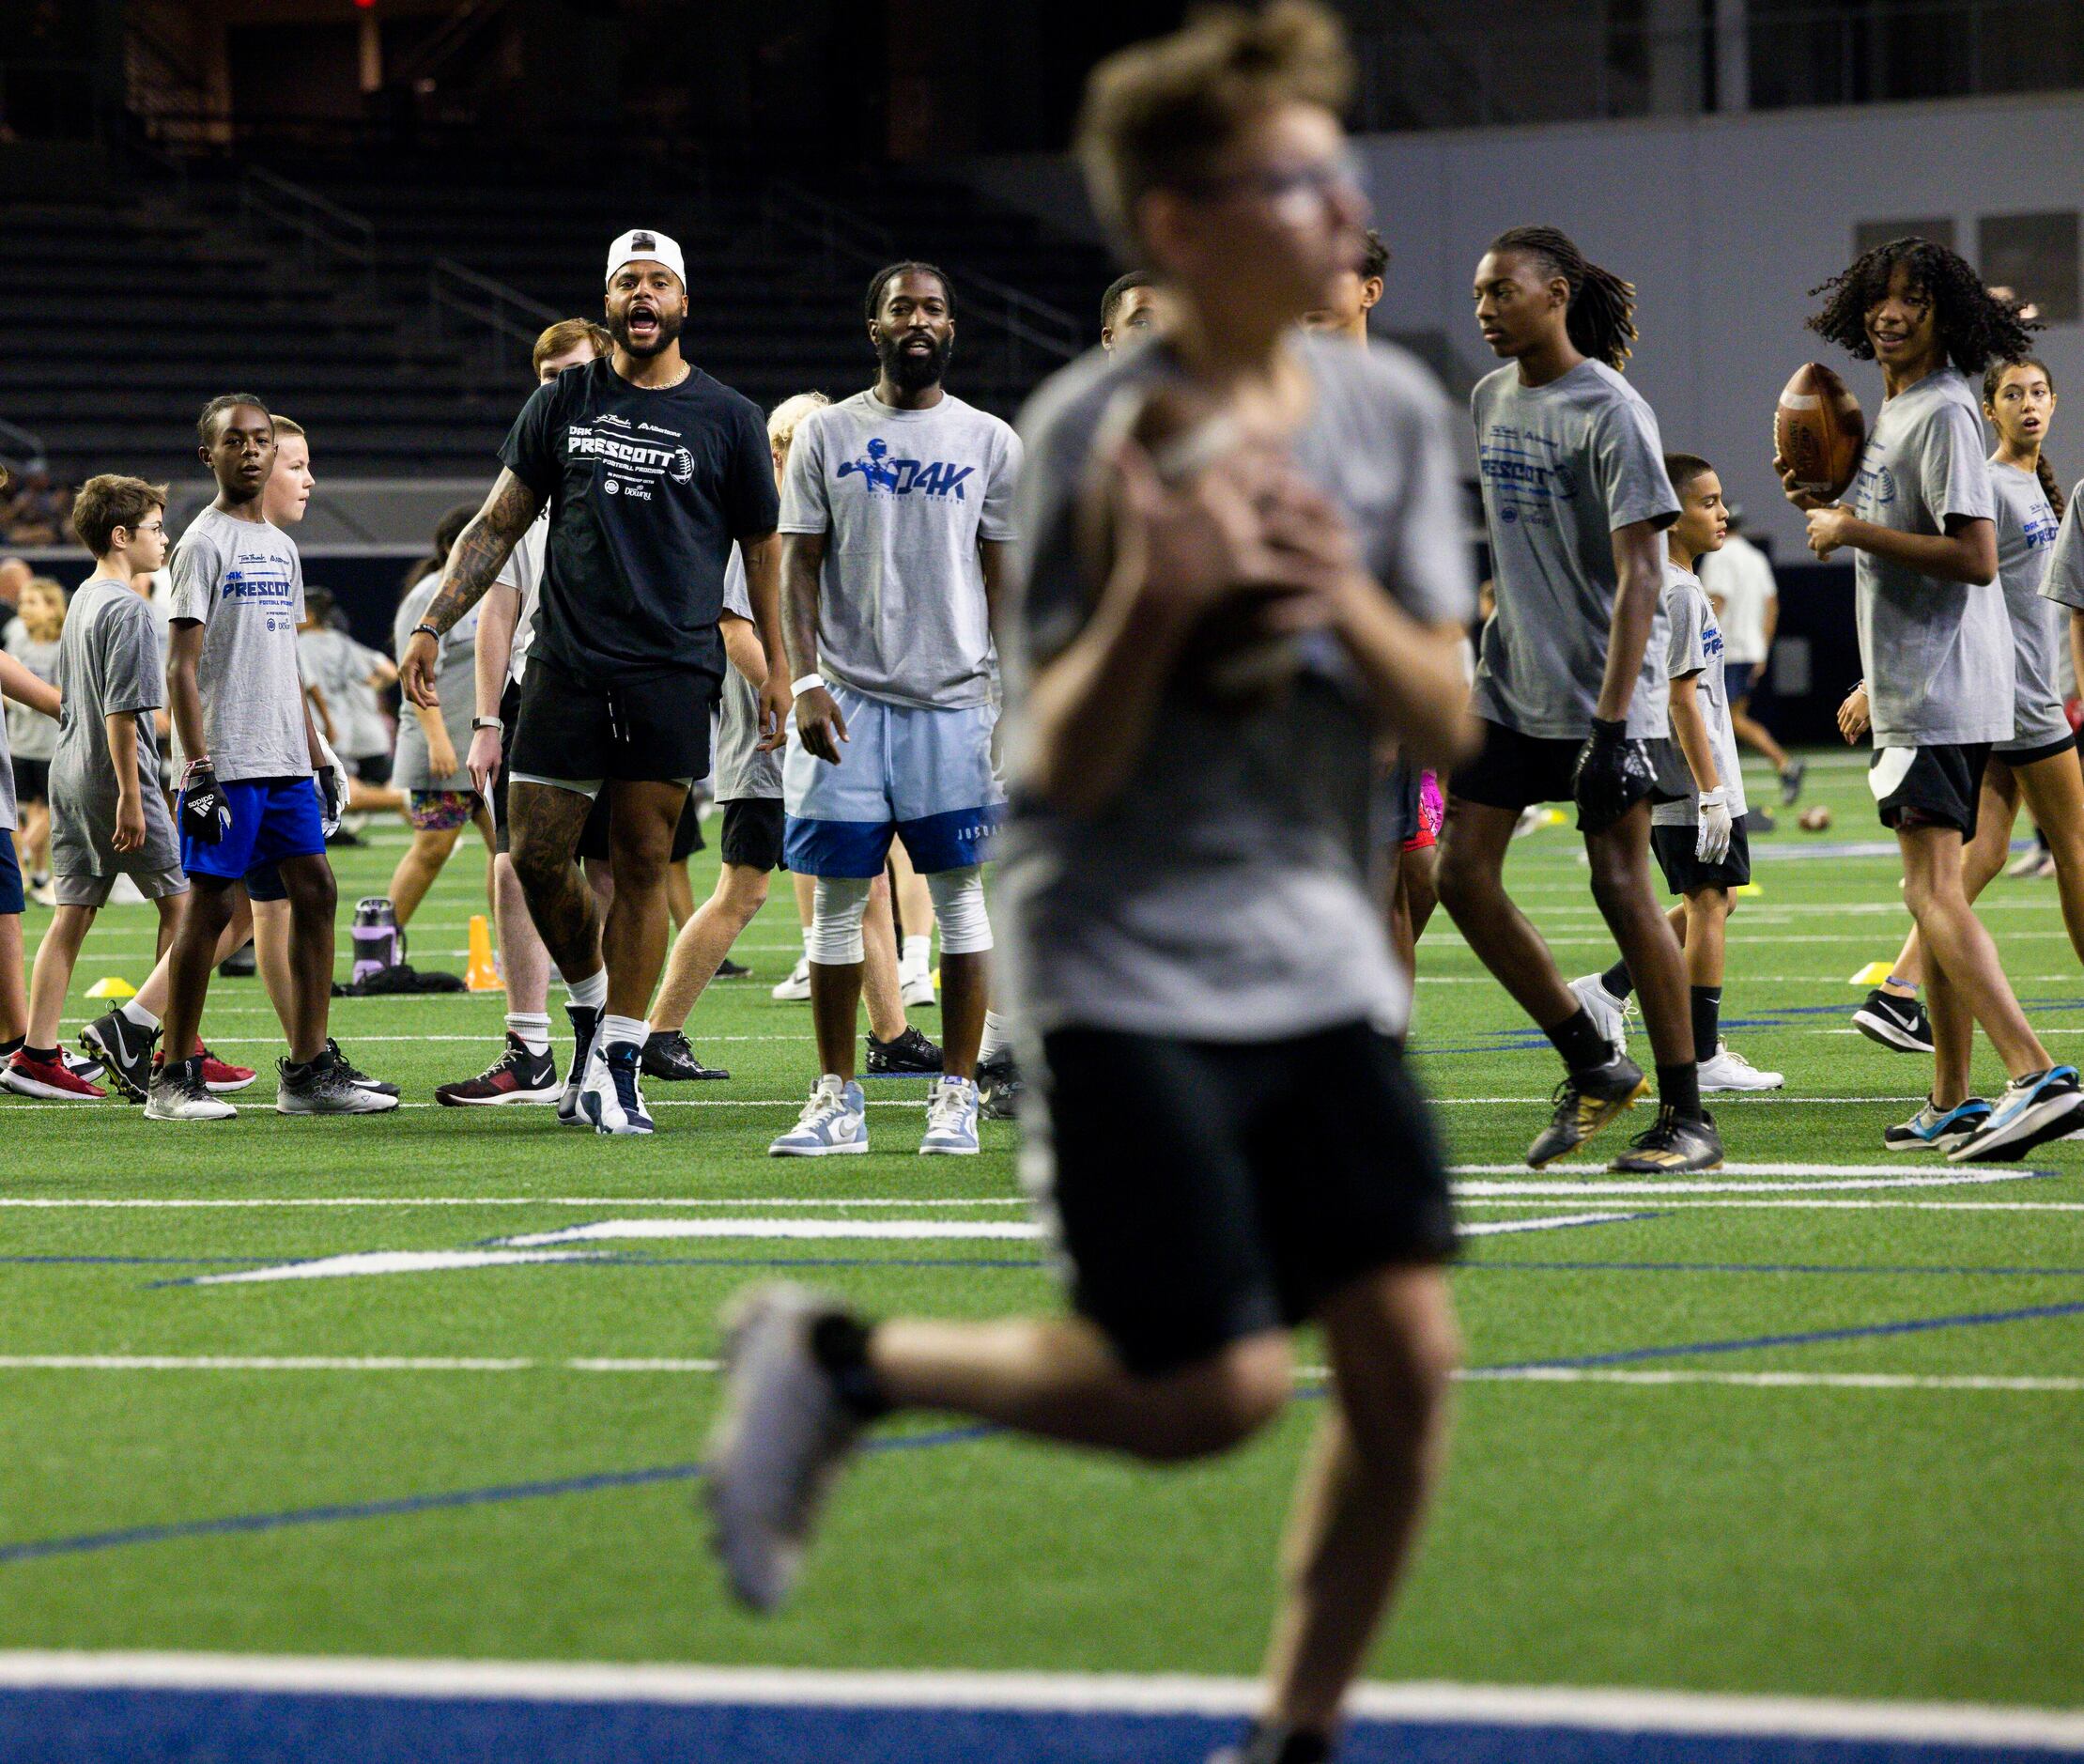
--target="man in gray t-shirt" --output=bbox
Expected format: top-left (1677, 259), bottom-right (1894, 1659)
top-left (1441, 226), bottom-right (1715, 1176)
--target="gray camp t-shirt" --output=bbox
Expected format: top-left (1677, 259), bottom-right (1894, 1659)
top-left (0, 682), bottom-right (13, 831)
top-left (392, 572), bottom-right (480, 791)
top-left (165, 507), bottom-right (311, 782)
top-left (49, 577), bottom-right (181, 876)
top-left (779, 389), bottom-right (1020, 709)
top-left (1987, 460), bottom-right (2067, 751)
top-left (715, 546), bottom-right (781, 802)
top-left (1471, 359), bottom-right (1679, 742)
top-left (1849, 366), bottom-right (2010, 746)
top-left (298, 626), bottom-right (391, 761)
top-left (1652, 562), bottom-right (1748, 828)
top-left (996, 334), bottom-right (1474, 1043)
top-left (4, 631), bottom-right (59, 763)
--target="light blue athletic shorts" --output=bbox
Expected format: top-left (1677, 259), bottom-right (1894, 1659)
top-left (783, 680), bottom-right (1002, 877)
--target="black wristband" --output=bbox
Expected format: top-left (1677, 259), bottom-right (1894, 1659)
top-left (1590, 717), bottom-right (1627, 743)
top-left (411, 622), bottom-right (440, 642)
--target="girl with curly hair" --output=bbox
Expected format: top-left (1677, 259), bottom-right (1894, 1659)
top-left (1786, 237), bottom-right (2084, 1158)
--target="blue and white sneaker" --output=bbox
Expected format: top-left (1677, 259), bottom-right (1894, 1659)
top-left (919, 1075), bottom-right (980, 1156)
top-left (770, 1075), bottom-right (869, 1156)
top-left (558, 1004), bottom-right (601, 1126)
top-left (1884, 1096), bottom-right (1991, 1153)
top-left (1947, 1065), bottom-right (2084, 1164)
top-left (581, 1041), bottom-right (656, 1136)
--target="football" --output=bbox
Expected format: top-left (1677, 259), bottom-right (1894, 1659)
top-left (1800, 805), bottom-right (1833, 831)
top-left (1776, 362), bottom-right (1866, 500)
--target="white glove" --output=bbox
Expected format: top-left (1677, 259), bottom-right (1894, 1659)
top-left (1695, 785), bottom-right (1733, 864)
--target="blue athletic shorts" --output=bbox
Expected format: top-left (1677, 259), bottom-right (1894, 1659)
top-left (782, 681), bottom-right (1002, 877)
top-left (0, 831), bottom-right (21, 915)
top-left (245, 862), bottom-right (287, 903)
top-left (179, 777), bottom-right (325, 886)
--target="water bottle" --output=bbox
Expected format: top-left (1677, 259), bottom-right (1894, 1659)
top-left (351, 896), bottom-right (402, 983)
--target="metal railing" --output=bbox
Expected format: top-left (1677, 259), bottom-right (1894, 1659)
top-left (760, 180), bottom-right (1082, 384)
top-left (429, 257), bottom-right (561, 380)
top-left (239, 165), bottom-right (378, 288)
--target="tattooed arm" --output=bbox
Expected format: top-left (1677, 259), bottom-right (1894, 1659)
top-left (399, 470), bottom-right (542, 709)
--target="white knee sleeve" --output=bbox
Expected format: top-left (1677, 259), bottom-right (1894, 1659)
top-left (809, 874), bottom-right (874, 966)
top-left (926, 865), bottom-right (993, 955)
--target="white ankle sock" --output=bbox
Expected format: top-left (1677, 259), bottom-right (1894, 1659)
top-left (119, 998), bottom-right (161, 1032)
top-left (566, 968), bottom-right (608, 1012)
top-left (601, 1014), bottom-right (648, 1052)
top-left (978, 1010), bottom-right (1010, 1064)
top-left (506, 1012), bottom-right (550, 1056)
top-left (902, 934), bottom-right (932, 969)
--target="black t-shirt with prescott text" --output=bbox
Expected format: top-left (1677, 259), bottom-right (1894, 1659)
top-left (499, 357), bottom-right (780, 684)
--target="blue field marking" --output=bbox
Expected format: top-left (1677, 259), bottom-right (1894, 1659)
top-left (1463, 1259), bottom-right (2084, 1279)
top-left (1479, 1297), bottom-right (2084, 1377)
top-left (0, 1686), bottom-right (2074, 1763)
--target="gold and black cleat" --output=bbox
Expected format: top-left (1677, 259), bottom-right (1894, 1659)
top-left (1526, 1055), bottom-right (1650, 1168)
top-left (1609, 1105), bottom-right (1724, 1173)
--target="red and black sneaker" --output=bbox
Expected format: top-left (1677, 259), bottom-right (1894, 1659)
top-left (2, 1047), bottom-right (108, 1101)
top-left (435, 1033), bottom-right (560, 1106)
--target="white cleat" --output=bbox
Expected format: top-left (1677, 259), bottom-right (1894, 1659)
top-left (919, 1075), bottom-right (980, 1155)
top-left (1568, 972), bottom-right (1631, 1059)
top-left (770, 955), bottom-right (813, 1002)
top-left (581, 1042), bottom-right (656, 1136)
top-left (705, 1283), bottom-right (862, 1613)
top-left (145, 1060), bottom-right (237, 1121)
top-left (1697, 1042), bottom-right (1784, 1091)
top-left (769, 1075), bottom-right (870, 1156)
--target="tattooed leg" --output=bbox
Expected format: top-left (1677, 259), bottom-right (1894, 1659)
top-left (509, 781), bottom-right (605, 982)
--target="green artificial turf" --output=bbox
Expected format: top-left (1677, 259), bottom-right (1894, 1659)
top-left (2, 748), bottom-right (2080, 1710)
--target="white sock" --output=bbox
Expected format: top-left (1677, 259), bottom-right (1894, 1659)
top-left (566, 968), bottom-right (608, 1012)
top-left (601, 1013), bottom-right (648, 1053)
top-left (506, 1012), bottom-right (550, 1056)
top-left (902, 934), bottom-right (932, 970)
top-left (978, 1010), bottom-right (1009, 1064)
top-left (119, 998), bottom-right (161, 1032)
top-left (800, 926), bottom-right (814, 956)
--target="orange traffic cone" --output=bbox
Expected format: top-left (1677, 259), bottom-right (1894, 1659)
top-left (465, 913), bottom-right (503, 993)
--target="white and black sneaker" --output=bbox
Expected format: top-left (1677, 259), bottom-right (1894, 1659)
top-left (325, 1039), bottom-right (398, 1097)
top-left (82, 1008), bottom-right (158, 1103)
top-left (558, 1004), bottom-right (601, 1125)
top-left (769, 954), bottom-right (812, 1002)
top-left (706, 1284), bottom-right (865, 1613)
top-left (1948, 1066), bottom-right (2084, 1163)
top-left (276, 1049), bottom-right (400, 1115)
top-left (144, 1055), bottom-right (236, 1122)
top-left (641, 1029), bottom-right (730, 1081)
top-left (1852, 988), bottom-right (1934, 1054)
top-left (581, 1040), bottom-right (656, 1136)
top-left (1884, 1096), bottom-right (1990, 1153)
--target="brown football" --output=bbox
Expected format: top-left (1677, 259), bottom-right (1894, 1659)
top-left (1776, 362), bottom-right (1865, 501)
top-left (1799, 805), bottom-right (1832, 831)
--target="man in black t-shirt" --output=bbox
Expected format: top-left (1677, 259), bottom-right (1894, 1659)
top-left (401, 228), bottom-right (790, 1136)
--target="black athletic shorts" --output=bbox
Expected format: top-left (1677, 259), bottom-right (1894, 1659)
top-left (720, 798), bottom-right (785, 873)
top-left (1998, 732), bottom-right (2077, 768)
top-left (1029, 1020), bottom-right (1457, 1378)
top-left (352, 751), bottom-right (394, 788)
top-left (1872, 743), bottom-right (1990, 838)
top-left (575, 790), bottom-right (702, 862)
top-left (1375, 758), bottom-right (1423, 850)
top-left (1651, 815), bottom-right (1752, 894)
top-left (1448, 719), bottom-right (1583, 812)
top-left (509, 653), bottom-right (715, 787)
top-left (491, 678), bottom-right (523, 853)
top-left (13, 757), bottom-right (48, 805)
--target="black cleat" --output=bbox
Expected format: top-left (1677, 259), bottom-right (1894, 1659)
top-left (866, 1025), bottom-right (942, 1075)
top-left (81, 1008), bottom-right (158, 1103)
top-left (715, 956), bottom-right (751, 979)
top-left (1852, 988), bottom-right (1933, 1054)
top-left (977, 1047), bottom-right (1022, 1121)
top-left (325, 1038), bottom-right (398, 1096)
top-left (642, 1029), bottom-right (731, 1081)
top-left (1527, 1054), bottom-right (1649, 1168)
top-left (1779, 759), bottom-right (1808, 806)
top-left (217, 940), bottom-right (257, 978)
top-left (1610, 1105), bottom-right (1723, 1173)
top-left (559, 1005), bottom-right (601, 1124)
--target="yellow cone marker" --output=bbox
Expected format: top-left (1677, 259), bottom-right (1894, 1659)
top-left (464, 914), bottom-right (503, 993)
top-left (1734, 882), bottom-right (1763, 897)
top-left (1847, 960), bottom-right (1894, 986)
top-left (85, 976), bottom-right (137, 1000)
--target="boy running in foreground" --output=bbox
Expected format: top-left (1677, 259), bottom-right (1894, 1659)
top-left (1571, 455), bottom-right (1783, 1093)
top-left (705, 9), bottom-right (1474, 1762)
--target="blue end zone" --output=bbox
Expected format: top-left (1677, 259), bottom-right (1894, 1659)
top-left (0, 1689), bottom-right (2071, 1764)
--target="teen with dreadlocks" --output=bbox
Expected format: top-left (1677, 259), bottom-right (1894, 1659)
top-left (1789, 239), bottom-right (2084, 1159)
top-left (1438, 224), bottom-right (1719, 1173)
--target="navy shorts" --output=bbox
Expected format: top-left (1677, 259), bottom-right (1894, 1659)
top-left (1725, 661), bottom-right (1756, 704)
top-left (179, 777), bottom-right (325, 886)
top-left (0, 833), bottom-right (22, 915)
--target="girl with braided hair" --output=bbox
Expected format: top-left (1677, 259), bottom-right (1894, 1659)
top-left (1788, 240), bottom-right (2084, 1159)
top-left (1436, 224), bottom-right (1722, 1173)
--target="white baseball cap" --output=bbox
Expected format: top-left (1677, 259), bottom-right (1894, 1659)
top-left (605, 228), bottom-right (686, 288)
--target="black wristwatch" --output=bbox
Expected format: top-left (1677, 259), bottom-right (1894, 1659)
top-left (471, 716), bottom-right (504, 735)
top-left (411, 622), bottom-right (440, 642)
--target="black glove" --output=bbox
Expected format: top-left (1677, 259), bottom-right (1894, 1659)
top-left (316, 765), bottom-right (343, 838)
top-left (1571, 718), bottom-right (1656, 833)
top-left (179, 761), bottom-right (231, 846)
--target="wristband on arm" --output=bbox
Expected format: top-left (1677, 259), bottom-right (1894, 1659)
top-left (791, 672), bottom-right (825, 695)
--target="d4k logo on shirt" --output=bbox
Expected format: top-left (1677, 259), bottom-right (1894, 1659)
top-left (838, 437), bottom-right (976, 499)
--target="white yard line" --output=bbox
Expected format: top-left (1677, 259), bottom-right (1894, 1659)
top-left (0, 1656), bottom-right (2076, 1750)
